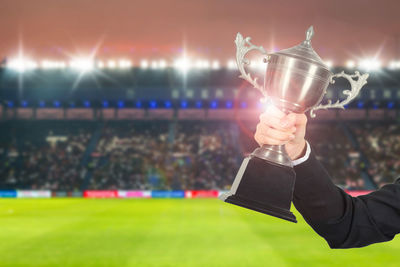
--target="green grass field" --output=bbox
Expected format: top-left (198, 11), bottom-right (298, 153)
top-left (0, 199), bottom-right (399, 267)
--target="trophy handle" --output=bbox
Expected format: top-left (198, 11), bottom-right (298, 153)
top-left (235, 33), bottom-right (267, 97)
top-left (309, 71), bottom-right (369, 118)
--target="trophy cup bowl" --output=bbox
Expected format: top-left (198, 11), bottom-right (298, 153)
top-left (264, 54), bottom-right (331, 114)
top-left (220, 26), bottom-right (369, 222)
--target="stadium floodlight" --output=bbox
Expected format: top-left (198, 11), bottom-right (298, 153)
top-left (40, 60), bottom-right (52, 69)
top-left (97, 61), bottom-right (105, 69)
top-left (194, 60), bottom-right (202, 69)
top-left (8, 58), bottom-right (38, 72)
top-left (346, 60), bottom-right (355, 69)
top-left (59, 61), bottom-right (67, 69)
top-left (174, 57), bottom-right (191, 72)
top-left (212, 60), bottom-right (220, 70)
top-left (194, 59), bottom-right (210, 69)
top-left (202, 60), bottom-right (210, 69)
top-left (118, 59), bottom-right (132, 69)
top-left (159, 59), bottom-right (167, 69)
top-left (151, 60), bottom-right (167, 69)
top-left (69, 58), bottom-right (94, 71)
top-left (388, 60), bottom-right (400, 70)
top-left (151, 60), bottom-right (159, 69)
top-left (227, 59), bottom-right (237, 70)
top-left (358, 58), bottom-right (381, 71)
top-left (140, 60), bottom-right (149, 69)
top-left (40, 60), bottom-right (66, 70)
top-left (107, 60), bottom-right (116, 69)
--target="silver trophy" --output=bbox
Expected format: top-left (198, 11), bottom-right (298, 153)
top-left (220, 26), bottom-right (369, 222)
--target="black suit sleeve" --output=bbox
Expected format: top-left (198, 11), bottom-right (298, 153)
top-left (293, 148), bottom-right (400, 249)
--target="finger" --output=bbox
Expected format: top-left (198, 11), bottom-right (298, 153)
top-left (257, 122), bottom-right (296, 134)
top-left (256, 123), bottom-right (296, 141)
top-left (254, 133), bottom-right (286, 146)
top-left (267, 128), bottom-right (295, 141)
top-left (286, 113), bottom-right (307, 127)
top-left (259, 114), bottom-right (296, 131)
top-left (280, 112), bottom-right (308, 129)
top-left (279, 113), bottom-right (297, 128)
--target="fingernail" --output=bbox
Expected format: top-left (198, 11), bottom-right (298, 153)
top-left (290, 134), bottom-right (295, 140)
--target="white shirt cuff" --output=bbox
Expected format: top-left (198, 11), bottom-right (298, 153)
top-left (292, 141), bottom-right (311, 166)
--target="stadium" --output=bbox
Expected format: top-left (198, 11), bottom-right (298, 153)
top-left (1, 0), bottom-right (400, 266)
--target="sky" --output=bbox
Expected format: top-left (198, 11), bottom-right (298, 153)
top-left (1, 0), bottom-right (400, 65)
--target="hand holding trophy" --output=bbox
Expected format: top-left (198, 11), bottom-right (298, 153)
top-left (219, 26), bottom-right (369, 222)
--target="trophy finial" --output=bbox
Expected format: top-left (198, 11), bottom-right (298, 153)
top-left (304, 26), bottom-right (314, 45)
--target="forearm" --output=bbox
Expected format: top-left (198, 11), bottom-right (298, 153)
top-left (293, 147), bottom-right (346, 225)
top-left (293, 144), bottom-right (395, 248)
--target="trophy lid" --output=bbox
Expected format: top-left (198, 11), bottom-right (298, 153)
top-left (274, 26), bottom-right (329, 69)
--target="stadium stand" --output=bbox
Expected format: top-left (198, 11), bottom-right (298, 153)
top-left (88, 121), bottom-right (241, 190)
top-left (0, 121), bottom-right (94, 190)
top-left (350, 122), bottom-right (400, 188)
top-left (0, 67), bottom-right (399, 192)
top-left (1, 118), bottom-right (398, 191)
top-left (307, 123), bottom-right (366, 189)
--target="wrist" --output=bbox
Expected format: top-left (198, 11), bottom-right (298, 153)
top-left (287, 139), bottom-right (307, 160)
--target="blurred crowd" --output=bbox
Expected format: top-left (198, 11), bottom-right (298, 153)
top-left (352, 123), bottom-right (400, 188)
top-left (306, 124), bottom-right (366, 190)
top-left (89, 122), bottom-right (170, 190)
top-left (0, 122), bottom-right (92, 191)
top-left (0, 120), bottom-right (399, 191)
top-left (89, 122), bottom-right (240, 190)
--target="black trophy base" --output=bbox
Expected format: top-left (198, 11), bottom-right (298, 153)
top-left (221, 156), bottom-right (297, 223)
top-left (225, 194), bottom-right (297, 223)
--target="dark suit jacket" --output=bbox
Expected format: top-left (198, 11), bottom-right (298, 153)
top-left (293, 149), bottom-right (400, 249)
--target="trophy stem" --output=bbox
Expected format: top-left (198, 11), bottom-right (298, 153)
top-left (251, 144), bottom-right (293, 168)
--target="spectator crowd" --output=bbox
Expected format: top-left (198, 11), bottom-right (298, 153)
top-left (89, 121), bottom-right (241, 190)
top-left (0, 120), bottom-right (399, 191)
top-left (352, 123), bottom-right (400, 188)
top-left (0, 121), bottom-right (93, 191)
